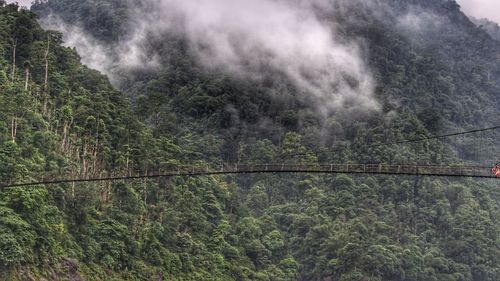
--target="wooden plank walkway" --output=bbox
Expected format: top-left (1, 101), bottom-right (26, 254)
top-left (1, 164), bottom-right (497, 189)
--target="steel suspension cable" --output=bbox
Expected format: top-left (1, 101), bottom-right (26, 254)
top-left (368, 125), bottom-right (500, 148)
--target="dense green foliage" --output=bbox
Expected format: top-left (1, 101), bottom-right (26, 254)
top-left (0, 0), bottom-right (498, 280)
top-left (33, 0), bottom-right (500, 165)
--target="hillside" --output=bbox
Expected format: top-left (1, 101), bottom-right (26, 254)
top-left (471, 17), bottom-right (500, 42)
top-left (32, 0), bottom-right (500, 164)
top-left (0, 1), bottom-right (498, 280)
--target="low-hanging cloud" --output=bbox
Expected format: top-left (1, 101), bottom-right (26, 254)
top-left (40, 15), bottom-right (160, 77)
top-left (397, 8), bottom-right (444, 33)
top-left (155, 0), bottom-right (378, 113)
top-left (40, 0), bottom-right (380, 115)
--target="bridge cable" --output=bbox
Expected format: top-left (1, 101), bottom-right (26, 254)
top-left (1, 165), bottom-right (498, 189)
top-left (368, 125), bottom-right (500, 148)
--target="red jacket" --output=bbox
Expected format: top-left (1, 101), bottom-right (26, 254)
top-left (492, 166), bottom-right (500, 177)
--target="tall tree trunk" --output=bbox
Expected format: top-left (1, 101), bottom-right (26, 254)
top-left (82, 142), bottom-right (88, 177)
top-left (61, 120), bottom-right (69, 151)
top-left (93, 119), bottom-right (100, 175)
top-left (43, 36), bottom-right (50, 114)
top-left (24, 65), bottom-right (29, 91)
top-left (11, 117), bottom-right (17, 142)
top-left (11, 39), bottom-right (17, 83)
top-left (44, 36), bottom-right (50, 91)
top-left (11, 118), bottom-right (14, 142)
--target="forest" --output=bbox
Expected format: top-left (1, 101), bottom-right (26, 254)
top-left (0, 0), bottom-right (498, 280)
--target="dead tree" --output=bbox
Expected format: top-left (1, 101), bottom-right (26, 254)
top-left (24, 61), bottom-right (30, 91)
top-left (42, 35), bottom-right (50, 114)
top-left (11, 39), bottom-right (17, 83)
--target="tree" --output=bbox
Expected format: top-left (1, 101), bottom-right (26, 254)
top-left (280, 132), bottom-right (318, 163)
top-left (0, 205), bottom-right (36, 267)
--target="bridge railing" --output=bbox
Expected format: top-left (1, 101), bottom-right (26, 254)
top-left (129, 163), bottom-right (495, 178)
top-left (198, 164), bottom-right (495, 177)
top-left (3, 163), bottom-right (496, 189)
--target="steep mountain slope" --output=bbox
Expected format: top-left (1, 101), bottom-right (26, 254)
top-left (0, 1), bottom-right (498, 280)
top-left (32, 0), bottom-right (499, 165)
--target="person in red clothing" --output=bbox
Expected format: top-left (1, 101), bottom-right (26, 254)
top-left (492, 163), bottom-right (500, 177)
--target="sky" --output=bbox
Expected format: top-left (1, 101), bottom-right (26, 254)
top-left (457, 0), bottom-right (500, 23)
top-left (6, 0), bottom-right (31, 7)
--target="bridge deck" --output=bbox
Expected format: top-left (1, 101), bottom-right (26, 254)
top-left (0, 164), bottom-right (497, 189)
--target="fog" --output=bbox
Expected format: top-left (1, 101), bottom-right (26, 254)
top-left (41, 15), bottom-right (161, 75)
top-left (13, 0), bottom-right (496, 115)
top-left (150, 0), bottom-right (378, 114)
top-left (37, 0), bottom-right (381, 115)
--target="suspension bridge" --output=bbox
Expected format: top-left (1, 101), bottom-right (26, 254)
top-left (0, 163), bottom-right (498, 189)
top-left (0, 125), bottom-right (498, 189)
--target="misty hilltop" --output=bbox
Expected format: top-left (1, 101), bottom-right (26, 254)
top-left (471, 17), bottom-right (500, 42)
top-left (28, 1), bottom-right (499, 174)
top-left (0, 0), bottom-right (499, 281)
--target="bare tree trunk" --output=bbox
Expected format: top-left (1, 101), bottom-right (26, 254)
top-left (61, 120), bottom-right (69, 151)
top-left (93, 119), bottom-right (100, 175)
top-left (126, 151), bottom-right (130, 173)
top-left (11, 117), bottom-right (17, 142)
top-left (43, 36), bottom-right (50, 114)
top-left (11, 118), bottom-right (14, 142)
top-left (126, 136), bottom-right (130, 175)
top-left (11, 39), bottom-right (17, 83)
top-left (82, 142), bottom-right (88, 177)
top-left (14, 118), bottom-right (17, 141)
top-left (24, 66), bottom-right (29, 91)
top-left (44, 36), bottom-right (50, 91)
